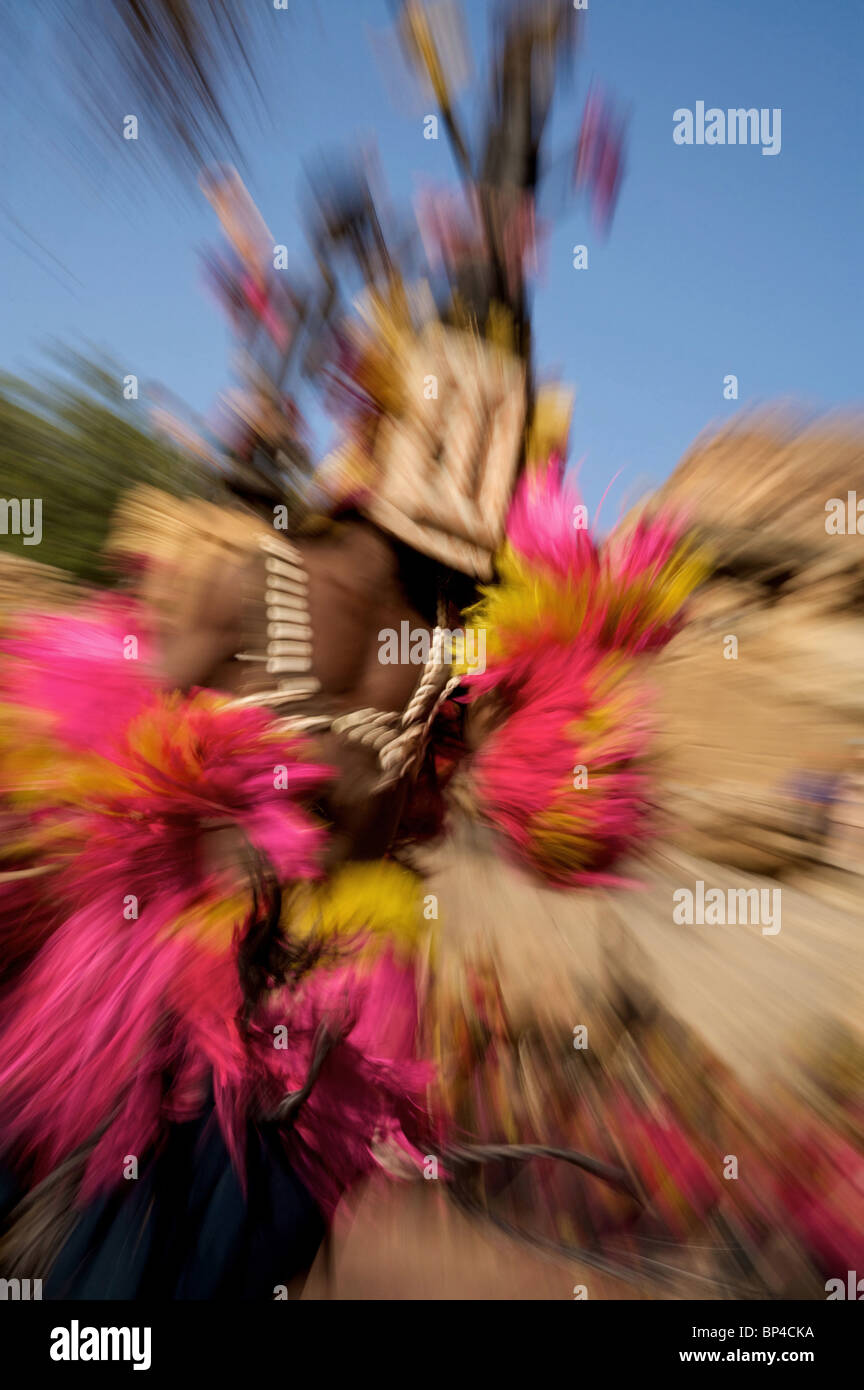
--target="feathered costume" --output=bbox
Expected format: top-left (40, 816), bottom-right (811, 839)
top-left (458, 461), bottom-right (705, 884)
top-left (0, 458), bottom-right (706, 1295)
top-left (0, 601), bottom-right (432, 1294)
top-left (0, 0), bottom-right (731, 1298)
top-left (2, 1), bottom-right (858, 1302)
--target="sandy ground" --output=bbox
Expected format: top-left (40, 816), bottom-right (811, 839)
top-left (302, 1178), bottom-right (644, 1300)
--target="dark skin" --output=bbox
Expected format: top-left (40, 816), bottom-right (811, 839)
top-left (159, 515), bottom-right (438, 870)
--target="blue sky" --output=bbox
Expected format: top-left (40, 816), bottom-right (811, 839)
top-left (0, 0), bottom-right (861, 517)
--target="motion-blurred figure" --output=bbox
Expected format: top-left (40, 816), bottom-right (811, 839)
top-left (0, 1), bottom-right (860, 1304)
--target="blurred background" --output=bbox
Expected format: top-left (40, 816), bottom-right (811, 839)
top-left (0, 0), bottom-right (861, 1299)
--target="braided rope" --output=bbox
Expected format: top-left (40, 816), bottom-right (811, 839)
top-left (331, 708), bottom-right (401, 751)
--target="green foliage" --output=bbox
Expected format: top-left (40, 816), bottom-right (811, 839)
top-left (0, 350), bottom-right (212, 584)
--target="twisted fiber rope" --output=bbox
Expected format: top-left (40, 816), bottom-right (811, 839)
top-left (249, 564), bottom-right (459, 789)
top-left (330, 610), bottom-right (460, 787)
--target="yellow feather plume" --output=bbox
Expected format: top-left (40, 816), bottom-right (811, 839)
top-left (287, 860), bottom-right (429, 959)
